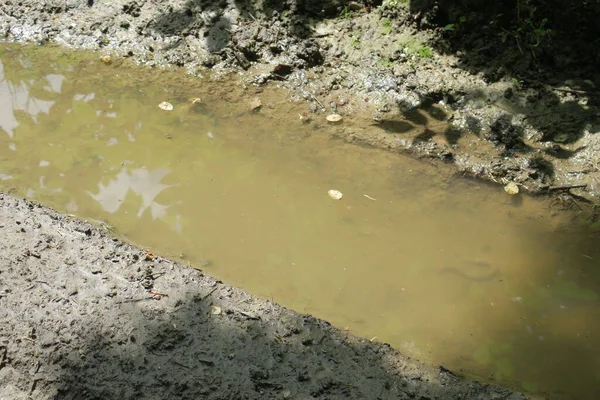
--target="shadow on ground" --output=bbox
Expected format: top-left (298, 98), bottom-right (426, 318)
top-left (151, 0), bottom-right (341, 68)
top-left (49, 278), bottom-right (522, 400)
top-left (407, 0), bottom-right (600, 149)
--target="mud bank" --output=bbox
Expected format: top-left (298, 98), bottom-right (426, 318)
top-left (0, 193), bottom-right (531, 399)
top-left (1, 0), bottom-right (600, 203)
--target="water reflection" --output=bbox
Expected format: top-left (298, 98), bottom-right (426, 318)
top-left (88, 166), bottom-right (174, 219)
top-left (0, 44), bottom-right (599, 400)
top-left (0, 59), bottom-right (56, 138)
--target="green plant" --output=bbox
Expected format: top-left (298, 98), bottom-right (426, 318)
top-left (340, 6), bottom-right (354, 19)
top-left (381, 18), bottom-right (393, 35)
top-left (444, 15), bottom-right (467, 31)
top-left (404, 40), bottom-right (434, 59)
top-left (526, 17), bottom-right (552, 47)
top-left (417, 46), bottom-right (433, 58)
top-left (376, 59), bottom-right (394, 69)
top-left (497, 2), bottom-right (553, 56)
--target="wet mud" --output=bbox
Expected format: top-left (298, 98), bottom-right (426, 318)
top-left (1, 0), bottom-right (599, 203)
top-left (0, 194), bottom-right (530, 399)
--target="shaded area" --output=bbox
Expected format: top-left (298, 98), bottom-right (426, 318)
top-left (151, 0), bottom-right (339, 68)
top-left (409, 0), bottom-right (600, 82)
top-left (406, 0), bottom-right (600, 155)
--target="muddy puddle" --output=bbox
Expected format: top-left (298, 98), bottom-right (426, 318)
top-left (1, 43), bottom-right (599, 399)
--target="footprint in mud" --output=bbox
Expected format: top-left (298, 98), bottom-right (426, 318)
top-left (438, 260), bottom-right (500, 282)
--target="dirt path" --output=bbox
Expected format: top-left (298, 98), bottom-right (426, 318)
top-left (0, 193), bottom-right (532, 399)
top-left (1, 0), bottom-right (599, 203)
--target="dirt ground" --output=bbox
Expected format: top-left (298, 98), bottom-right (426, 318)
top-left (0, 194), bottom-right (532, 399)
top-left (1, 0), bottom-right (599, 203)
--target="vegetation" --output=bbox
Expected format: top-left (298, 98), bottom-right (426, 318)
top-left (381, 18), bottom-right (393, 35)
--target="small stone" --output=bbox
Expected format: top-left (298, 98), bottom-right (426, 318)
top-left (250, 97), bottom-right (262, 111)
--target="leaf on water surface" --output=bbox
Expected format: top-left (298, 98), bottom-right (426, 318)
top-left (158, 101), bottom-right (173, 111)
top-left (504, 182), bottom-right (519, 195)
top-left (326, 114), bottom-right (343, 123)
top-left (328, 189), bottom-right (343, 200)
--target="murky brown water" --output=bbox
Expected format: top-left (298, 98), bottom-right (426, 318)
top-left (1, 43), bottom-right (599, 399)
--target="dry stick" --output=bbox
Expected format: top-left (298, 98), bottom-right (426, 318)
top-left (201, 286), bottom-right (218, 301)
top-left (311, 94), bottom-right (324, 110)
top-left (543, 184), bottom-right (587, 191)
top-left (552, 87), bottom-right (600, 96)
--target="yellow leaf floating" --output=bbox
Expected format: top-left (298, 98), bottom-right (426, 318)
top-left (504, 182), bottom-right (519, 195)
top-left (158, 101), bottom-right (173, 111)
top-left (328, 189), bottom-right (343, 200)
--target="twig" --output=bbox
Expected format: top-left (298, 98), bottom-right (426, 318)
top-left (363, 194), bottom-right (377, 201)
top-left (201, 286), bottom-right (218, 301)
top-left (169, 358), bottom-right (190, 369)
top-left (543, 184), bottom-right (587, 191)
top-left (116, 297), bottom-right (154, 304)
top-left (552, 87), bottom-right (600, 96)
top-left (311, 94), bottom-right (324, 110)
top-left (21, 337), bottom-right (36, 343)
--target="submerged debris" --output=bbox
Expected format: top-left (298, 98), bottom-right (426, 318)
top-left (249, 97), bottom-right (262, 112)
